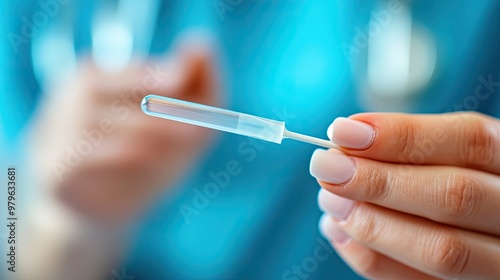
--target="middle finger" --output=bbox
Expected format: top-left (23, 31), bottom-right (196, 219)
top-left (310, 149), bottom-right (500, 236)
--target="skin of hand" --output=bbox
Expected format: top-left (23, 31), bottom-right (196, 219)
top-left (310, 112), bottom-right (500, 279)
top-left (28, 39), bottom-right (220, 226)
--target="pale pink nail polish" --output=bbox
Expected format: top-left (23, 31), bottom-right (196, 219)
top-left (327, 123), bottom-right (333, 141)
top-left (318, 189), bottom-right (355, 221)
top-left (319, 214), bottom-right (351, 245)
top-left (310, 149), bottom-right (355, 185)
top-left (330, 117), bottom-right (374, 149)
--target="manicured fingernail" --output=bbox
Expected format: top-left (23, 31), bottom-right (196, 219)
top-left (330, 117), bottom-right (374, 149)
top-left (310, 149), bottom-right (355, 185)
top-left (319, 214), bottom-right (351, 245)
top-left (318, 189), bottom-right (354, 221)
top-left (327, 123), bottom-right (333, 141)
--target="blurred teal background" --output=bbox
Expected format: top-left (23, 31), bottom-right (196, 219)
top-left (1, 0), bottom-right (499, 279)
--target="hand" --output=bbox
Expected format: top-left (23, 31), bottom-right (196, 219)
top-left (310, 112), bottom-right (500, 279)
top-left (29, 38), bottom-right (220, 225)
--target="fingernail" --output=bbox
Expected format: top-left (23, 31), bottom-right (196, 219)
top-left (327, 123), bottom-right (333, 141)
top-left (310, 149), bottom-right (355, 185)
top-left (330, 117), bottom-right (374, 149)
top-left (318, 189), bottom-right (355, 221)
top-left (319, 214), bottom-right (351, 245)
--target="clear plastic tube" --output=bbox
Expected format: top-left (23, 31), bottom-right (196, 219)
top-left (141, 95), bottom-right (337, 149)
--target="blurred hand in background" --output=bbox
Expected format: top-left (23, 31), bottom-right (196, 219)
top-left (29, 39), bottom-right (219, 225)
top-left (17, 35), bottom-right (220, 280)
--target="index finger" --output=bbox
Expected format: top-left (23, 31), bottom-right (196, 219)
top-left (329, 112), bottom-right (500, 174)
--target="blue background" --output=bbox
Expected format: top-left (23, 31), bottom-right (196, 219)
top-left (1, 0), bottom-right (499, 279)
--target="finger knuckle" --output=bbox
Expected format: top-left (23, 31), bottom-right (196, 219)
top-left (396, 119), bottom-right (418, 161)
top-left (351, 208), bottom-right (380, 244)
top-left (428, 233), bottom-right (470, 277)
top-left (360, 165), bottom-right (389, 202)
top-left (459, 114), bottom-right (496, 168)
top-left (440, 173), bottom-right (480, 220)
